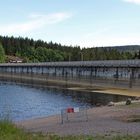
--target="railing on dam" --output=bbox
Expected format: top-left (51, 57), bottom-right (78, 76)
top-left (0, 60), bottom-right (140, 67)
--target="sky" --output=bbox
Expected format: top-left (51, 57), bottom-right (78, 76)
top-left (0, 0), bottom-right (140, 48)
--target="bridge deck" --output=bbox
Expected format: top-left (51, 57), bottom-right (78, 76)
top-left (0, 60), bottom-right (140, 67)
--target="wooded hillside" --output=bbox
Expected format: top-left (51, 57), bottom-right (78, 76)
top-left (0, 36), bottom-right (140, 62)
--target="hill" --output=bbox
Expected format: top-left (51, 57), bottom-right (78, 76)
top-left (0, 35), bottom-right (140, 62)
top-left (105, 45), bottom-right (140, 52)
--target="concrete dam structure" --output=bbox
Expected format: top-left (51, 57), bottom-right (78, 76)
top-left (0, 60), bottom-right (140, 90)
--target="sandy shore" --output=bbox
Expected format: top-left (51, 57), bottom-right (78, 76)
top-left (16, 102), bottom-right (140, 136)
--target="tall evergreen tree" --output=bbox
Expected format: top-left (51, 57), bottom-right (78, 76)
top-left (0, 43), bottom-right (5, 63)
top-left (0, 35), bottom-right (139, 62)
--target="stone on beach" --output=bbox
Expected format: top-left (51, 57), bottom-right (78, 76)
top-left (126, 98), bottom-right (132, 105)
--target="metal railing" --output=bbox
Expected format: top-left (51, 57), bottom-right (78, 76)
top-left (0, 60), bottom-right (140, 67)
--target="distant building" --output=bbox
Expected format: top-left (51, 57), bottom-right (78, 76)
top-left (6, 55), bottom-right (23, 63)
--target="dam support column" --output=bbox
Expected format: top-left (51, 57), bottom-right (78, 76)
top-left (115, 67), bottom-right (119, 83)
top-left (129, 68), bottom-right (134, 88)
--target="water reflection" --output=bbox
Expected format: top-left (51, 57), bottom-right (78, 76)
top-left (0, 81), bottom-right (133, 121)
top-left (43, 87), bottom-right (133, 106)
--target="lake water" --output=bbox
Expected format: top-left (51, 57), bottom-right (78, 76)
top-left (0, 81), bottom-right (131, 121)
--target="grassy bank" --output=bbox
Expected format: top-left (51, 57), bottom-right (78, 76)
top-left (0, 121), bottom-right (140, 140)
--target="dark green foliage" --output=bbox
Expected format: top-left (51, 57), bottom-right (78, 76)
top-left (0, 35), bottom-right (139, 62)
top-left (0, 43), bottom-right (5, 63)
top-left (134, 50), bottom-right (140, 59)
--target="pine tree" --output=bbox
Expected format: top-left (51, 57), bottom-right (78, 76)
top-left (0, 43), bottom-right (5, 63)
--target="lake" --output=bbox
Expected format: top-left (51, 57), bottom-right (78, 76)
top-left (0, 81), bottom-right (131, 121)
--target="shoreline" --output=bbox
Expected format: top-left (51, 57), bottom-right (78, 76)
top-left (0, 73), bottom-right (139, 136)
top-left (16, 99), bottom-right (140, 122)
top-left (16, 101), bottom-right (140, 136)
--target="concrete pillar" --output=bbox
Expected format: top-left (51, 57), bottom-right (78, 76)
top-left (129, 68), bottom-right (135, 88)
top-left (115, 67), bottom-right (119, 81)
top-left (90, 67), bottom-right (93, 84)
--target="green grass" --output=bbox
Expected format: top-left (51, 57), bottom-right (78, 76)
top-left (0, 120), bottom-right (140, 140)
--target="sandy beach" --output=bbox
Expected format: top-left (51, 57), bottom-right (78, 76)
top-left (16, 101), bottom-right (140, 136)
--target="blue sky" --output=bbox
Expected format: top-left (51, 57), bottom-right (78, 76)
top-left (0, 0), bottom-right (140, 47)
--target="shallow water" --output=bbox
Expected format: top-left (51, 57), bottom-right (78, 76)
top-left (0, 81), bottom-right (131, 121)
top-left (0, 82), bottom-right (90, 121)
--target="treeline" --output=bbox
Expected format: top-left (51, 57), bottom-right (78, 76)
top-left (0, 43), bottom-right (5, 63)
top-left (0, 35), bottom-right (140, 62)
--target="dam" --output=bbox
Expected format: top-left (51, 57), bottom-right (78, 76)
top-left (0, 60), bottom-right (140, 91)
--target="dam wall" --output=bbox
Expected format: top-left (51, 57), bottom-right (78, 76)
top-left (0, 60), bottom-right (140, 89)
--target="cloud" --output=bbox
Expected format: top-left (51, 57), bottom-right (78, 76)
top-left (123, 0), bottom-right (140, 4)
top-left (0, 12), bottom-right (72, 35)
